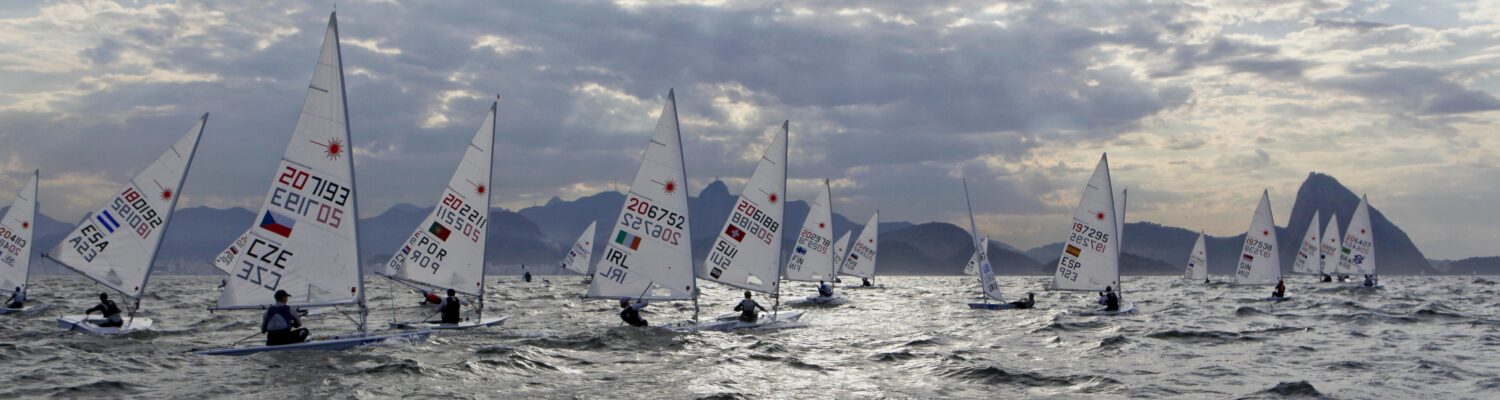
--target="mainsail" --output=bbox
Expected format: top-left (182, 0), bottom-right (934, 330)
top-left (962, 178), bottom-right (1001, 301)
top-left (831, 232), bottom-right (851, 275)
top-left (1290, 211), bottom-right (1321, 275)
top-left (1051, 154), bottom-right (1118, 291)
top-left (380, 100), bottom-right (496, 296)
top-left (560, 221), bottom-right (597, 275)
top-left (785, 180), bottom-right (835, 282)
top-left (49, 115), bottom-right (206, 299)
top-left (1337, 195), bottom-right (1376, 276)
top-left (838, 212), bottom-right (879, 279)
top-left (1184, 231), bottom-right (1208, 281)
top-left (1320, 214), bottom-right (1342, 275)
top-left (1234, 190), bottom-right (1281, 285)
top-left (0, 171), bottom-right (38, 293)
top-left (214, 13), bottom-right (362, 309)
top-left (586, 90), bottom-right (696, 301)
top-left (701, 121), bottom-right (788, 293)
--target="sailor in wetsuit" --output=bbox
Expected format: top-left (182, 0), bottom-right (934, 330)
top-left (734, 291), bottom-right (768, 323)
top-left (1098, 286), bottom-right (1120, 311)
top-left (6, 286), bottom-right (24, 309)
top-left (439, 289), bottom-right (462, 324)
top-left (262, 290), bottom-right (309, 346)
top-left (1272, 279), bottom-right (1287, 299)
top-left (85, 293), bottom-right (124, 327)
top-left (861, 278), bottom-right (872, 287)
top-left (619, 298), bottom-right (648, 327)
top-left (1009, 292), bottom-right (1036, 309)
top-left (817, 280), bottom-right (833, 297)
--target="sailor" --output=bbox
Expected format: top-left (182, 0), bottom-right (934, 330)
top-left (523, 265), bottom-right (532, 283)
top-left (421, 290), bottom-right (442, 305)
top-left (1099, 286), bottom-right (1120, 311)
top-left (817, 280), bottom-right (834, 297)
top-left (439, 288), bottom-right (462, 324)
top-left (1272, 279), bottom-right (1286, 299)
top-left (84, 293), bottom-right (124, 327)
top-left (861, 278), bottom-right (872, 287)
top-left (619, 298), bottom-right (648, 327)
top-left (5, 286), bottom-right (23, 309)
top-left (1321, 274), bottom-right (1332, 283)
top-left (1009, 292), bottom-right (1036, 309)
top-left (734, 291), bottom-right (768, 323)
top-left (1363, 274), bottom-right (1375, 287)
top-left (262, 290), bottom-right (309, 346)
top-left (1204, 278), bottom-right (1211, 284)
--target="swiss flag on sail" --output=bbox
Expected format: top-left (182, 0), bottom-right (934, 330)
top-left (725, 225), bottom-right (746, 242)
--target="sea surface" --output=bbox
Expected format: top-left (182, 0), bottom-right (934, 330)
top-left (1, 275), bottom-right (1498, 399)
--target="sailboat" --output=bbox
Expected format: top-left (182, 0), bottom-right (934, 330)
top-left (380, 100), bottom-right (506, 330)
top-left (783, 179), bottom-right (844, 305)
top-left (1319, 213), bottom-right (1342, 282)
top-left (196, 12), bottom-right (429, 355)
top-left (1183, 231), bottom-right (1208, 283)
top-left (690, 121), bottom-right (803, 331)
top-left (831, 231), bottom-right (851, 282)
top-left (50, 115), bottom-right (207, 334)
top-left (1234, 190), bottom-right (1284, 300)
top-left (1050, 154), bottom-right (1133, 314)
top-left (1290, 210), bottom-right (1321, 279)
top-left (1337, 195), bottom-right (1379, 288)
top-left (0, 171), bottom-right (38, 315)
top-left (839, 211), bottom-right (880, 289)
top-left (584, 90), bottom-right (698, 321)
top-left (560, 221), bottom-right (597, 283)
top-left (962, 179), bottom-right (1010, 310)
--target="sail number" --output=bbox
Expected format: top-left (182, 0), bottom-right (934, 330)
top-left (0, 226), bottom-right (27, 258)
top-left (438, 192), bottom-right (486, 243)
top-left (66, 225), bottom-right (108, 262)
top-left (621, 214), bottom-right (681, 245)
top-left (234, 237), bottom-right (288, 291)
top-left (272, 164), bottom-right (349, 229)
top-left (111, 187), bottom-right (164, 238)
top-left (625, 196), bottom-right (685, 229)
top-left (1069, 221), bottom-right (1110, 253)
top-left (730, 200), bottom-right (778, 245)
top-left (1058, 256), bottom-right (1082, 281)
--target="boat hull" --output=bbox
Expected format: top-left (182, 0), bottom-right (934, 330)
top-left (672, 311), bottom-right (805, 332)
top-left (390, 316), bottom-right (508, 330)
top-left (968, 303), bottom-right (1023, 310)
top-left (194, 331), bottom-right (432, 356)
top-left (57, 315), bottom-right (154, 335)
top-left (1076, 303), bottom-right (1137, 316)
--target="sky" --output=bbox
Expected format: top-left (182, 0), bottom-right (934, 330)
top-left (0, 0), bottom-right (1497, 259)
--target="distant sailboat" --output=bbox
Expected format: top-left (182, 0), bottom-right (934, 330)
top-left (784, 179), bottom-right (843, 305)
top-left (1050, 154), bottom-right (1132, 314)
top-left (1234, 190), bottom-right (1284, 300)
top-left (831, 231), bottom-right (851, 282)
top-left (1290, 210), bottom-right (1322, 278)
top-left (839, 211), bottom-right (880, 288)
top-left (0, 171), bottom-right (38, 315)
top-left (1319, 214), bottom-right (1342, 281)
top-left (585, 90), bottom-right (697, 310)
top-left (560, 221), bottom-right (597, 281)
top-left (50, 115), bottom-right (207, 334)
top-left (962, 179), bottom-right (1011, 310)
top-left (197, 12), bottom-right (429, 355)
top-left (380, 99), bottom-right (507, 330)
top-left (1338, 195), bottom-right (1379, 288)
top-left (1183, 231), bottom-right (1208, 283)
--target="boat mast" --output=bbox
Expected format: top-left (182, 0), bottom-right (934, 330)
top-left (962, 178), bottom-right (987, 304)
top-left (1117, 187), bottom-right (1127, 302)
top-left (478, 98), bottom-right (497, 323)
top-left (325, 11), bottom-right (366, 335)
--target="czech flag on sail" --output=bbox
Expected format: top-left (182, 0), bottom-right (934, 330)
top-left (96, 211), bottom-right (122, 234)
top-left (259, 211), bottom-right (295, 238)
top-left (428, 222), bottom-right (452, 242)
top-left (615, 230), bottom-right (642, 250)
top-left (725, 225), bottom-right (747, 242)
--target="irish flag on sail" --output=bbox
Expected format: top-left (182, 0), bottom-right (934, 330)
top-left (214, 15), bottom-right (362, 309)
top-left (560, 221), bottom-right (597, 275)
top-left (702, 121), bottom-right (788, 293)
top-left (785, 180), bottom-right (835, 282)
top-left (50, 115), bottom-right (207, 298)
top-left (586, 90), bottom-right (696, 301)
top-left (839, 212), bottom-right (879, 279)
top-left (1234, 190), bottom-right (1281, 285)
top-left (1051, 154), bottom-right (1118, 291)
top-left (1338, 195), bottom-right (1376, 276)
top-left (0, 171), bottom-right (38, 293)
top-left (1291, 211), bottom-right (1321, 275)
top-left (381, 100), bottom-right (496, 296)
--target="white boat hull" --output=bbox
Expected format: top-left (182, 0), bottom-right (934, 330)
top-left (1076, 303), bottom-right (1137, 316)
top-left (390, 316), bottom-right (508, 330)
top-left (194, 331), bottom-right (432, 356)
top-left (673, 311), bottom-right (805, 332)
top-left (57, 315), bottom-right (154, 334)
top-left (794, 294), bottom-right (848, 305)
top-left (0, 305), bottom-right (35, 315)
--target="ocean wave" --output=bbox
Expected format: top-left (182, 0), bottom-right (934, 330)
top-left (1146, 329), bottom-right (1262, 345)
top-left (942, 365), bottom-right (1120, 391)
top-left (1238, 380), bottom-right (1327, 399)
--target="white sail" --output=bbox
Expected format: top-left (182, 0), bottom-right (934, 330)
top-left (0, 171), bottom-right (38, 293)
top-left (560, 221), bottom-right (597, 275)
top-left (586, 90), bottom-right (696, 301)
top-left (1184, 231), bottom-right (1208, 281)
top-left (838, 211), bottom-right (879, 279)
top-left (785, 180), bottom-right (835, 282)
top-left (1320, 214), bottom-right (1342, 275)
top-left (1290, 211), bottom-right (1321, 275)
top-left (380, 100), bottom-right (496, 296)
top-left (831, 231), bottom-right (851, 275)
top-left (962, 178), bottom-right (981, 276)
top-left (49, 115), bottom-right (207, 299)
top-left (214, 14), bottom-right (362, 309)
top-left (973, 237), bottom-right (1003, 301)
top-left (1116, 188), bottom-right (1127, 258)
top-left (702, 122), bottom-right (788, 293)
top-left (1338, 195), bottom-right (1376, 276)
top-left (1234, 190), bottom-right (1281, 285)
top-left (1051, 154), bottom-right (1118, 291)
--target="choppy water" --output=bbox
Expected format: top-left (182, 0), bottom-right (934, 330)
top-left (2, 275), bottom-right (1498, 399)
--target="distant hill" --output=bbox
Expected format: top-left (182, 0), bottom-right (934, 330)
top-left (1433, 257), bottom-right (1500, 275)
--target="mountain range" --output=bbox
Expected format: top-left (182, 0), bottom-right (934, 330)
top-left (2, 172), bottom-right (1482, 278)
